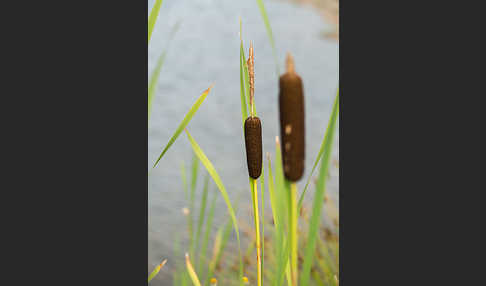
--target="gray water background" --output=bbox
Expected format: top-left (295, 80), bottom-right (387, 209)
top-left (148, 0), bottom-right (339, 284)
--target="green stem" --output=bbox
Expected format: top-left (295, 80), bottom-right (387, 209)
top-left (251, 178), bottom-right (262, 286)
top-left (289, 182), bottom-right (298, 285)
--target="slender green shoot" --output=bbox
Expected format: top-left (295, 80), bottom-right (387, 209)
top-left (200, 190), bottom-right (217, 279)
top-left (148, 0), bottom-right (163, 43)
top-left (153, 84), bottom-right (213, 168)
top-left (148, 20), bottom-right (181, 121)
top-left (186, 253), bottom-right (202, 286)
top-left (298, 88), bottom-right (339, 211)
top-left (195, 175), bottom-right (210, 273)
top-left (239, 19), bottom-right (248, 124)
top-left (255, 0), bottom-right (280, 75)
top-left (148, 259), bottom-right (167, 283)
top-left (201, 192), bottom-right (217, 284)
top-left (185, 129), bottom-right (244, 286)
top-left (180, 161), bottom-right (188, 199)
top-left (148, 51), bottom-right (166, 121)
top-left (189, 153), bottom-right (200, 259)
top-left (300, 93), bottom-right (339, 286)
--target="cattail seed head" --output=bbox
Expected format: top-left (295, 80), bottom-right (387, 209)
top-left (244, 116), bottom-right (262, 179)
top-left (279, 53), bottom-right (305, 181)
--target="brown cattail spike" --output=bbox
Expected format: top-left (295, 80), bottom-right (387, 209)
top-left (244, 116), bottom-right (262, 179)
top-left (279, 52), bottom-right (305, 181)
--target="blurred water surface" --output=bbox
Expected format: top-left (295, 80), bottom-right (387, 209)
top-left (148, 0), bottom-right (338, 284)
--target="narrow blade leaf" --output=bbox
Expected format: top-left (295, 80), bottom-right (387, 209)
top-left (152, 85), bottom-right (213, 168)
top-left (186, 253), bottom-right (202, 286)
top-left (185, 129), bottom-right (244, 284)
top-left (255, 0), bottom-right (280, 75)
top-left (300, 91), bottom-right (339, 286)
top-left (148, 0), bottom-right (163, 43)
top-left (298, 88), bottom-right (339, 210)
top-left (148, 259), bottom-right (167, 282)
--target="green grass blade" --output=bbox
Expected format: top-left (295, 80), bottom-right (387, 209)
top-left (214, 219), bottom-right (233, 272)
top-left (239, 43), bottom-right (248, 124)
top-left (185, 129), bottom-right (244, 286)
top-left (239, 19), bottom-right (248, 124)
top-left (148, 50), bottom-right (166, 120)
top-left (148, 21), bottom-right (181, 121)
top-left (201, 190), bottom-right (217, 283)
top-left (186, 253), bottom-right (202, 286)
top-left (174, 233), bottom-right (182, 286)
top-left (207, 219), bottom-right (232, 282)
top-left (240, 43), bottom-right (251, 112)
top-left (180, 161), bottom-right (188, 199)
top-left (267, 155), bottom-right (279, 230)
top-left (298, 88), bottom-right (339, 211)
top-left (195, 175), bottom-right (210, 273)
top-left (255, 0), bottom-right (280, 76)
top-left (148, 259), bottom-right (167, 283)
top-left (148, 0), bottom-right (163, 43)
top-left (266, 155), bottom-right (282, 286)
top-left (300, 92), bottom-right (339, 286)
top-left (152, 85), bottom-right (213, 168)
top-left (189, 153), bottom-right (199, 259)
top-left (274, 139), bottom-right (290, 286)
top-left (208, 224), bottom-right (223, 278)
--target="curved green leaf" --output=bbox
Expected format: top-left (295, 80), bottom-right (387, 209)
top-left (185, 129), bottom-right (244, 286)
top-left (148, 0), bottom-right (163, 43)
top-left (300, 91), bottom-right (339, 286)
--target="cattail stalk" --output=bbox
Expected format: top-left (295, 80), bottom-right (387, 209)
top-left (251, 178), bottom-right (262, 286)
top-left (289, 182), bottom-right (298, 286)
top-left (243, 42), bottom-right (262, 286)
top-left (279, 52), bottom-right (305, 286)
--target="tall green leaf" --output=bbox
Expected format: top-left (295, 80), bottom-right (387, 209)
top-left (148, 0), bottom-right (163, 43)
top-left (195, 175), bottom-right (210, 273)
top-left (298, 88), bottom-right (339, 211)
top-left (255, 0), bottom-right (280, 76)
top-left (148, 21), bottom-right (181, 121)
top-left (300, 92), bottom-right (339, 286)
top-left (200, 191), bottom-right (217, 282)
top-left (148, 51), bottom-right (166, 120)
top-left (186, 253), bottom-right (202, 286)
top-left (185, 129), bottom-right (244, 286)
top-left (152, 85), bottom-right (213, 168)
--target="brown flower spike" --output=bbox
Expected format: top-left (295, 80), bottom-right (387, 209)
top-left (244, 42), bottom-right (262, 179)
top-left (279, 53), bottom-right (305, 181)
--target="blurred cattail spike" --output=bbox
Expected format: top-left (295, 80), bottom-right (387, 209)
top-left (279, 52), bottom-right (305, 181)
top-left (244, 42), bottom-right (262, 179)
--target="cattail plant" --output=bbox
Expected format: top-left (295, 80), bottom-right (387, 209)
top-left (243, 42), bottom-right (263, 286)
top-left (244, 43), bottom-right (263, 179)
top-left (278, 52), bottom-right (305, 286)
